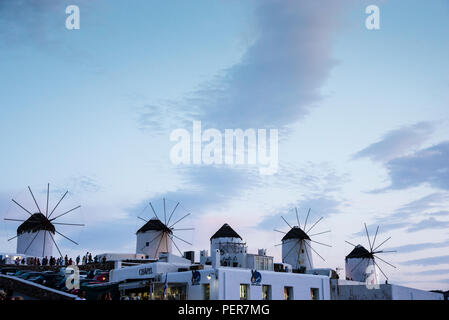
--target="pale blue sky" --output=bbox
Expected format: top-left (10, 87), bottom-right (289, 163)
top-left (1, 0), bottom-right (448, 290)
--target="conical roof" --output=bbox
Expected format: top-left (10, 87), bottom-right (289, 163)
top-left (282, 226), bottom-right (310, 241)
top-left (345, 245), bottom-right (373, 260)
top-left (210, 223), bottom-right (242, 240)
top-left (136, 218), bottom-right (172, 234)
top-left (17, 213), bottom-right (55, 235)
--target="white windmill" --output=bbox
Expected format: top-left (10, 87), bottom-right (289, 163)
top-left (209, 223), bottom-right (246, 267)
top-left (345, 223), bottom-right (397, 285)
top-left (136, 198), bottom-right (194, 259)
top-left (275, 208), bottom-right (331, 272)
top-left (4, 184), bottom-right (84, 258)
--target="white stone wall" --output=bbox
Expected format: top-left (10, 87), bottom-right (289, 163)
top-left (110, 262), bottom-right (331, 300)
top-left (137, 267), bottom-right (330, 300)
top-left (345, 257), bottom-right (379, 284)
top-left (282, 238), bottom-right (313, 270)
top-left (16, 230), bottom-right (53, 257)
top-left (332, 281), bottom-right (444, 300)
top-left (136, 230), bottom-right (172, 258)
top-left (391, 284), bottom-right (444, 300)
top-left (215, 268), bottom-right (329, 300)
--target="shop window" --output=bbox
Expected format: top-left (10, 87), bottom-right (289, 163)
top-left (240, 284), bottom-right (249, 300)
top-left (310, 288), bottom-right (320, 300)
top-left (203, 284), bottom-right (210, 300)
top-left (284, 286), bottom-right (293, 300)
top-left (262, 285), bottom-right (271, 300)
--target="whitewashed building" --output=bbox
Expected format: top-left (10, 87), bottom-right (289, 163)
top-left (109, 252), bottom-right (329, 300)
top-left (109, 223), bottom-right (329, 300)
top-left (102, 222), bottom-right (443, 301)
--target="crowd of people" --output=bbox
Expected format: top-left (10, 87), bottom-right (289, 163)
top-left (13, 252), bottom-right (107, 267)
top-left (3, 252), bottom-right (112, 301)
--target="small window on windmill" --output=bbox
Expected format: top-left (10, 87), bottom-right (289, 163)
top-left (146, 242), bottom-right (149, 247)
top-left (301, 249), bottom-right (304, 253)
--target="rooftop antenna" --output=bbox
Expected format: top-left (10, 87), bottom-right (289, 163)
top-left (4, 184), bottom-right (84, 258)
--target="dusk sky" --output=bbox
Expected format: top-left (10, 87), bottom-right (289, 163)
top-left (1, 0), bottom-right (449, 291)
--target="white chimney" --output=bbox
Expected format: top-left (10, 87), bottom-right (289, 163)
top-left (212, 249), bottom-right (220, 269)
top-left (200, 250), bottom-right (208, 265)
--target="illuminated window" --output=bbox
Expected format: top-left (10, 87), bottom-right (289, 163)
top-left (284, 286), bottom-right (293, 300)
top-left (240, 284), bottom-right (249, 300)
top-left (310, 288), bottom-right (320, 300)
top-left (203, 284), bottom-right (210, 300)
top-left (262, 285), bottom-right (271, 300)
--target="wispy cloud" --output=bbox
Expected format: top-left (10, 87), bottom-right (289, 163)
top-left (36, 176), bottom-right (101, 196)
top-left (354, 122), bottom-right (435, 162)
top-left (404, 255), bottom-right (449, 266)
top-left (0, 0), bottom-right (106, 73)
top-left (257, 194), bottom-right (341, 231)
top-left (406, 268), bottom-right (449, 276)
top-left (136, 0), bottom-right (349, 221)
top-left (355, 121), bottom-right (449, 193)
top-left (355, 218), bottom-right (449, 238)
top-left (138, 102), bottom-right (198, 135)
top-left (127, 166), bottom-right (260, 216)
top-left (0, 0), bottom-right (61, 46)
top-left (354, 195), bottom-right (437, 234)
top-left (427, 210), bottom-right (449, 217)
top-left (354, 193), bottom-right (449, 237)
top-left (352, 222), bottom-right (409, 239)
top-left (387, 239), bottom-right (449, 254)
top-left (396, 193), bottom-right (449, 216)
top-left (406, 218), bottom-right (449, 233)
top-left (193, 0), bottom-right (345, 129)
top-left (139, 0), bottom-right (347, 131)
top-left (0, 0), bottom-right (95, 47)
top-left (379, 141), bottom-right (449, 191)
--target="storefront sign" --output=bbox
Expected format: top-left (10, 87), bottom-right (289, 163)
top-left (139, 267), bottom-right (153, 276)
